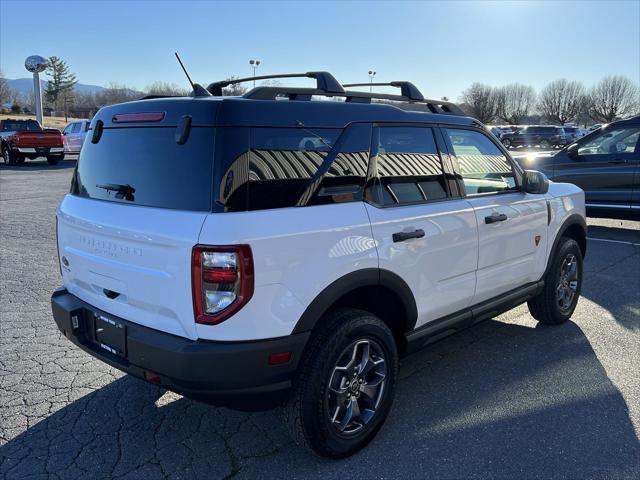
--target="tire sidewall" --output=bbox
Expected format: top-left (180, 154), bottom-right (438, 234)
top-left (300, 313), bottom-right (398, 458)
top-left (548, 238), bottom-right (583, 321)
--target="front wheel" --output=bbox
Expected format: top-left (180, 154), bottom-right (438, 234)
top-left (540, 139), bottom-right (551, 149)
top-left (2, 147), bottom-right (17, 165)
top-left (502, 138), bottom-right (512, 148)
top-left (528, 237), bottom-right (583, 324)
top-left (284, 308), bottom-right (398, 458)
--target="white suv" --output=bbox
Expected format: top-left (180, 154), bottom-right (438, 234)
top-left (52, 73), bottom-right (587, 458)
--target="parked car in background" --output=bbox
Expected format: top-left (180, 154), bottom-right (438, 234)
top-left (501, 125), bottom-right (566, 149)
top-left (0, 118), bottom-right (65, 165)
top-left (562, 126), bottom-right (581, 143)
top-left (63, 120), bottom-right (90, 154)
top-left (515, 116), bottom-right (640, 218)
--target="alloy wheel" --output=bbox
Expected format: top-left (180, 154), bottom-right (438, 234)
top-left (326, 339), bottom-right (387, 435)
top-left (557, 253), bottom-right (578, 312)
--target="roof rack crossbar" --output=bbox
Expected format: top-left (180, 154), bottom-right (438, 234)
top-left (342, 81), bottom-right (425, 101)
top-left (241, 86), bottom-right (465, 115)
top-left (208, 72), bottom-right (344, 96)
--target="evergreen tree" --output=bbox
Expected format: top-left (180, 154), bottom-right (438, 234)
top-left (45, 56), bottom-right (77, 120)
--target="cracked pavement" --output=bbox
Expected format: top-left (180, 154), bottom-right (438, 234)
top-left (1, 159), bottom-right (639, 479)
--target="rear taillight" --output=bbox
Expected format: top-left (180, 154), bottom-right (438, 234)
top-left (192, 245), bottom-right (254, 325)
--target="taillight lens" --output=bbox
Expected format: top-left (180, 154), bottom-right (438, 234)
top-left (192, 245), bottom-right (254, 325)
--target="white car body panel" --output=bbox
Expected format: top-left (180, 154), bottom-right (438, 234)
top-left (196, 202), bottom-right (378, 340)
top-left (467, 191), bottom-right (549, 303)
top-left (57, 195), bottom-right (208, 340)
top-left (365, 198), bottom-right (478, 329)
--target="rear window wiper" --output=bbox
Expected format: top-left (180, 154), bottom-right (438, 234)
top-left (96, 183), bottom-right (136, 202)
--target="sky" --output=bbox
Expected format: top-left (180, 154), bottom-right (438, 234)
top-left (1, 0), bottom-right (639, 100)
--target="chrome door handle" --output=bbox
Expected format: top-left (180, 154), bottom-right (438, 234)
top-left (485, 213), bottom-right (508, 224)
top-left (392, 229), bottom-right (425, 243)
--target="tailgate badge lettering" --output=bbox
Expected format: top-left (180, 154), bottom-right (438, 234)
top-left (79, 235), bottom-right (142, 258)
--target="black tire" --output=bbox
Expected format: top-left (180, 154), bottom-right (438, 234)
top-left (502, 138), bottom-right (512, 148)
top-left (47, 154), bottom-right (63, 165)
top-left (528, 237), bottom-right (583, 325)
top-left (284, 308), bottom-right (398, 458)
top-left (16, 154), bottom-right (26, 164)
top-left (540, 139), bottom-right (551, 149)
top-left (2, 147), bottom-right (17, 165)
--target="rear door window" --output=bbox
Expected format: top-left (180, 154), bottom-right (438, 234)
top-left (71, 127), bottom-right (215, 211)
top-left (367, 126), bottom-right (449, 207)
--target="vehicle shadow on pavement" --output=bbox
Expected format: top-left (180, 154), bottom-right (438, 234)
top-left (1, 319), bottom-right (638, 479)
top-left (0, 159), bottom-right (77, 172)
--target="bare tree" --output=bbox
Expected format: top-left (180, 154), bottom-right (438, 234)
top-left (95, 82), bottom-right (140, 106)
top-left (144, 81), bottom-right (189, 97)
top-left (588, 75), bottom-right (640, 123)
top-left (222, 77), bottom-right (248, 96)
top-left (459, 83), bottom-right (498, 124)
top-left (496, 83), bottom-right (536, 124)
top-left (537, 79), bottom-right (586, 125)
top-left (0, 70), bottom-right (11, 106)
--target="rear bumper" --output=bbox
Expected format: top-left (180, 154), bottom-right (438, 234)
top-left (51, 288), bottom-right (309, 410)
top-left (15, 147), bottom-right (64, 154)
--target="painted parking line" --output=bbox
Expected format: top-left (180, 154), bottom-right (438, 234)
top-left (587, 237), bottom-right (640, 246)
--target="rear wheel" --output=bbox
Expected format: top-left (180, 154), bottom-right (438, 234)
top-left (502, 138), bottom-right (512, 148)
top-left (284, 308), bottom-right (398, 458)
top-left (47, 154), bottom-right (63, 165)
top-left (528, 237), bottom-right (582, 324)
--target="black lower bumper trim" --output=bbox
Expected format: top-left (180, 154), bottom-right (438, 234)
top-left (51, 288), bottom-right (309, 410)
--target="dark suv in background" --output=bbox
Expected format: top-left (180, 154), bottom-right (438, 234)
top-left (501, 126), bottom-right (566, 149)
top-left (516, 116), bottom-right (640, 218)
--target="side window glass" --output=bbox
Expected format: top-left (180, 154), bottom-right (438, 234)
top-left (71, 123), bottom-right (81, 134)
top-left (367, 127), bottom-right (448, 207)
top-left (445, 128), bottom-right (518, 195)
top-left (578, 127), bottom-right (640, 156)
top-left (247, 128), bottom-right (341, 210)
top-left (306, 124), bottom-right (370, 206)
top-left (63, 124), bottom-right (71, 134)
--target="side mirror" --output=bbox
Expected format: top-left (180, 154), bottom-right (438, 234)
top-left (566, 143), bottom-right (579, 159)
top-left (523, 170), bottom-right (549, 195)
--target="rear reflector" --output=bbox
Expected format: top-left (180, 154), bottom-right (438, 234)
top-left (112, 112), bottom-right (165, 123)
top-left (268, 352), bottom-right (292, 365)
top-left (192, 245), bottom-right (254, 325)
top-left (143, 371), bottom-right (161, 384)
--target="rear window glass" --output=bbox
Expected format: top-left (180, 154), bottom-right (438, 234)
top-left (2, 120), bottom-right (42, 132)
top-left (71, 127), bottom-right (215, 211)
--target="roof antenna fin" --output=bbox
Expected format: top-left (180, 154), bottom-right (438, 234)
top-left (174, 52), bottom-right (211, 97)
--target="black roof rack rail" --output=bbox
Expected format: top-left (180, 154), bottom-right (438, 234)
top-left (207, 71), bottom-right (344, 96)
top-left (343, 81), bottom-right (424, 101)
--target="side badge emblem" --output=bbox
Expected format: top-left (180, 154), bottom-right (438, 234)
top-left (535, 235), bottom-right (541, 246)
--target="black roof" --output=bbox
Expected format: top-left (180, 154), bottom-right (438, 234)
top-left (94, 96), bottom-right (479, 129)
top-left (95, 70), bottom-right (478, 129)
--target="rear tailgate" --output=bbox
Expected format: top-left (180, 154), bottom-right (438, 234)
top-left (16, 131), bottom-right (63, 147)
top-left (58, 98), bottom-right (218, 340)
top-left (58, 197), bottom-right (207, 339)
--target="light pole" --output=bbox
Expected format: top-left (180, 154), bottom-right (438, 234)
top-left (249, 59), bottom-right (261, 88)
top-left (368, 70), bottom-right (376, 92)
top-left (24, 55), bottom-right (48, 125)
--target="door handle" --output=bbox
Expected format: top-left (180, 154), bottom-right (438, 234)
top-left (485, 213), bottom-right (508, 224)
top-left (608, 158), bottom-right (628, 164)
top-left (392, 229), bottom-right (425, 243)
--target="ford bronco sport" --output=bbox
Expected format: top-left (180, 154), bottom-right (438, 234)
top-left (51, 72), bottom-right (586, 458)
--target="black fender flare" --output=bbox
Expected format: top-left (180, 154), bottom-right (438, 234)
top-left (292, 268), bottom-right (418, 334)
top-left (544, 213), bottom-right (587, 276)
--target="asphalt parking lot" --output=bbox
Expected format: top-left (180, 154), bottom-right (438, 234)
top-left (1, 159), bottom-right (639, 479)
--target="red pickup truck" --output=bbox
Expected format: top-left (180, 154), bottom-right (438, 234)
top-left (0, 119), bottom-right (65, 165)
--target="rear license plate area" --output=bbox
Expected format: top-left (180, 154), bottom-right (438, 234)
top-left (94, 315), bottom-right (126, 357)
